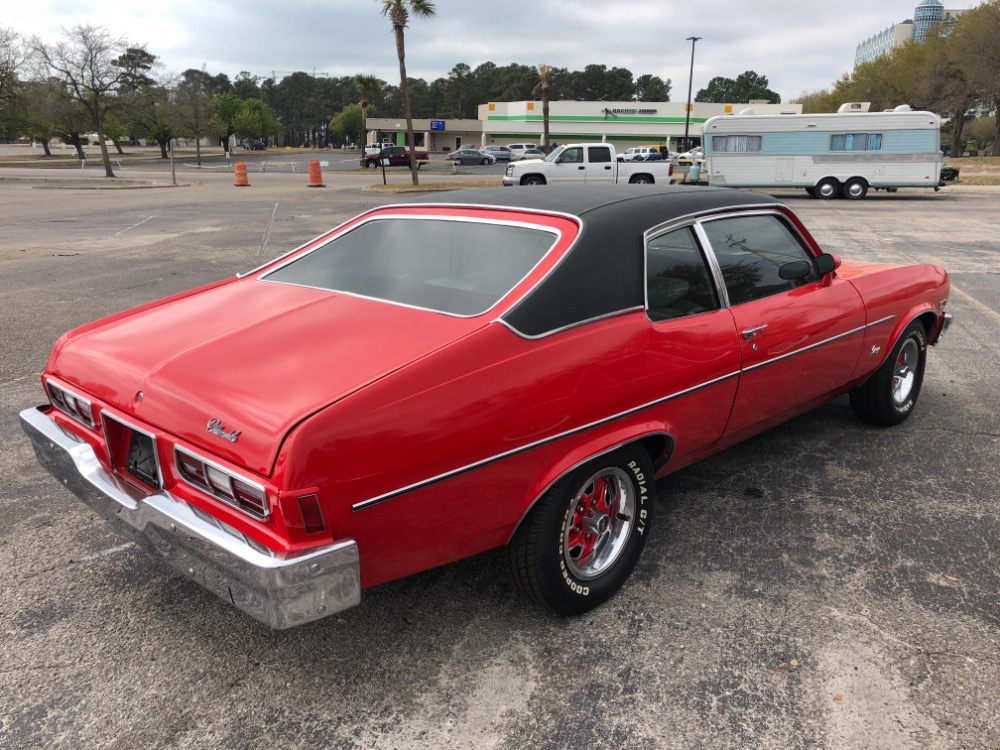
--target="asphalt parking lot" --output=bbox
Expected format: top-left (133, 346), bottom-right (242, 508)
top-left (1, 167), bottom-right (997, 750)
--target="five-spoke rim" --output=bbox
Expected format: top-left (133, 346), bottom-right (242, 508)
top-left (562, 467), bottom-right (636, 580)
top-left (892, 338), bottom-right (919, 405)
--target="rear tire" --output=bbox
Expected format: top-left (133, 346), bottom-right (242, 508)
top-left (805, 187), bottom-right (816, 197)
top-left (849, 321), bottom-right (927, 426)
top-left (844, 177), bottom-right (868, 200)
top-left (816, 178), bottom-right (841, 199)
top-left (630, 175), bottom-right (653, 184)
top-left (504, 446), bottom-right (654, 615)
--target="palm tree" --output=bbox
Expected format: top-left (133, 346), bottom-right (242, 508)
top-left (354, 73), bottom-right (382, 146)
top-left (533, 64), bottom-right (552, 153)
top-left (379, 0), bottom-right (435, 185)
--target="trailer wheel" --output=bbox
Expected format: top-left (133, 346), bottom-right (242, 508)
top-left (844, 178), bottom-right (868, 200)
top-left (816, 178), bottom-right (841, 199)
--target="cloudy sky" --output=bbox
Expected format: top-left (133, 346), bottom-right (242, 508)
top-left (6, 0), bottom-right (977, 102)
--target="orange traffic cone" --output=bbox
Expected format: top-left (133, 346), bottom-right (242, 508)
top-left (307, 160), bottom-right (325, 188)
top-left (233, 161), bottom-right (250, 187)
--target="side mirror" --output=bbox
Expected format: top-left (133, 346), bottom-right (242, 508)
top-left (778, 260), bottom-right (812, 280)
top-left (813, 253), bottom-right (840, 275)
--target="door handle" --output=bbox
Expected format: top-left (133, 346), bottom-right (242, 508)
top-left (741, 324), bottom-right (768, 341)
top-left (578, 166), bottom-right (585, 170)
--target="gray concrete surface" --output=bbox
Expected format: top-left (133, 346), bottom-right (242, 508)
top-left (0, 168), bottom-right (997, 750)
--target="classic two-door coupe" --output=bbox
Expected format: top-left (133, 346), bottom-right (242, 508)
top-left (21, 185), bottom-right (952, 628)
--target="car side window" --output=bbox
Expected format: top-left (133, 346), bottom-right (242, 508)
top-left (645, 227), bottom-right (721, 321)
top-left (560, 147), bottom-right (583, 164)
top-left (700, 214), bottom-right (819, 306)
top-left (588, 146), bottom-right (612, 163)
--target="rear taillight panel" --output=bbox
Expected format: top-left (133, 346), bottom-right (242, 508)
top-left (175, 446), bottom-right (270, 520)
top-left (46, 380), bottom-right (95, 429)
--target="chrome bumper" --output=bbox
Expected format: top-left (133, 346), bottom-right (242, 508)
top-left (19, 406), bottom-right (360, 629)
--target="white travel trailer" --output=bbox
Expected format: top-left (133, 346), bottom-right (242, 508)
top-left (702, 105), bottom-right (943, 199)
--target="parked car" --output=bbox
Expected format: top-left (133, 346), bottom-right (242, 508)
top-left (447, 147), bottom-right (495, 165)
top-left (480, 145), bottom-right (513, 161)
top-left (21, 185), bottom-right (952, 629)
top-left (364, 142), bottom-right (394, 156)
top-left (251, 139), bottom-right (266, 151)
top-left (676, 147), bottom-right (704, 163)
top-left (512, 148), bottom-right (546, 161)
top-left (508, 143), bottom-right (540, 158)
top-left (360, 145), bottom-right (430, 169)
top-left (621, 147), bottom-right (663, 162)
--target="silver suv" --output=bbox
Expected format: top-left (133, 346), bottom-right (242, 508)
top-left (480, 145), bottom-right (513, 161)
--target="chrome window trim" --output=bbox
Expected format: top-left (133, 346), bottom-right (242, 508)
top-left (494, 306), bottom-right (644, 341)
top-left (352, 369), bottom-right (741, 512)
top-left (258, 213), bottom-right (565, 320)
top-left (174, 445), bottom-right (271, 521)
top-left (45, 379), bottom-right (96, 429)
top-left (100, 410), bottom-right (165, 493)
top-left (642, 204), bottom-right (790, 320)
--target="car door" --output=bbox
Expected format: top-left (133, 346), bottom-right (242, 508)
top-left (548, 146), bottom-right (587, 183)
top-left (641, 225), bottom-right (741, 461)
top-left (696, 212), bottom-right (866, 439)
top-left (583, 145), bottom-right (615, 183)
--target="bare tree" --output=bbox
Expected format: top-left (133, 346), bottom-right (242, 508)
top-left (378, 0), bottom-right (435, 186)
top-left (1, 27), bottom-right (28, 136)
top-left (30, 25), bottom-right (145, 177)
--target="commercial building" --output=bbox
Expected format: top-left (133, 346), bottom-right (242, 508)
top-left (367, 99), bottom-right (801, 154)
top-left (855, 0), bottom-right (967, 67)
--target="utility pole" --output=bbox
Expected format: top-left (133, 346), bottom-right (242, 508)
top-left (684, 36), bottom-right (702, 151)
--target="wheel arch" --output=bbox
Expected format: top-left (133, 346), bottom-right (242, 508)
top-left (628, 173), bottom-right (655, 184)
top-left (874, 307), bottom-right (938, 371)
top-left (520, 173), bottom-right (547, 185)
top-left (504, 429), bottom-right (674, 545)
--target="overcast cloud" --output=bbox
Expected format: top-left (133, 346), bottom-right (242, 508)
top-left (7, 0), bottom-right (978, 102)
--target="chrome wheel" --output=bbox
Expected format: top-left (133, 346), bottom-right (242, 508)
top-left (562, 467), bottom-right (636, 580)
top-left (892, 338), bottom-right (919, 406)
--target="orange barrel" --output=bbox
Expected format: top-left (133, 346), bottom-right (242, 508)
top-left (307, 160), bottom-right (325, 188)
top-left (233, 161), bottom-right (250, 187)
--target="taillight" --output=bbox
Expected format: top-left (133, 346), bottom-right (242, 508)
top-left (46, 380), bottom-right (95, 428)
top-left (175, 447), bottom-right (270, 520)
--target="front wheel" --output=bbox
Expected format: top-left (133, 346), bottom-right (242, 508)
top-left (366, 160), bottom-right (378, 169)
top-left (522, 175), bottom-right (546, 186)
top-left (849, 321), bottom-right (928, 426)
top-left (504, 445), bottom-right (654, 615)
top-left (481, 157), bottom-right (490, 165)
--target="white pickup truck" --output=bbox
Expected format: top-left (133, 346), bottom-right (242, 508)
top-left (503, 143), bottom-right (674, 186)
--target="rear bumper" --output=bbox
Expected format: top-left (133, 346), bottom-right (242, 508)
top-left (19, 406), bottom-right (360, 629)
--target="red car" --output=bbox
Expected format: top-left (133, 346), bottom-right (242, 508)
top-left (360, 145), bottom-right (430, 169)
top-left (20, 185), bottom-right (952, 628)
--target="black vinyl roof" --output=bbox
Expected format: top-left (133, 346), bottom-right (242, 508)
top-left (391, 185), bottom-right (781, 336)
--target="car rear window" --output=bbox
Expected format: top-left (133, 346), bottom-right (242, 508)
top-left (262, 217), bottom-right (557, 316)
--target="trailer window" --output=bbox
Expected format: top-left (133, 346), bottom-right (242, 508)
top-left (831, 133), bottom-right (883, 151)
top-left (711, 135), bottom-right (762, 153)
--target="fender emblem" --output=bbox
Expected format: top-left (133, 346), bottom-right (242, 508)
top-left (870, 345), bottom-right (881, 355)
top-left (206, 418), bottom-right (241, 443)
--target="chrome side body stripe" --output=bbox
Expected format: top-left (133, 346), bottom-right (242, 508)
top-left (352, 314), bottom-right (897, 512)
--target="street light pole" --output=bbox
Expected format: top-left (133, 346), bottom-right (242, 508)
top-left (683, 36), bottom-right (702, 151)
